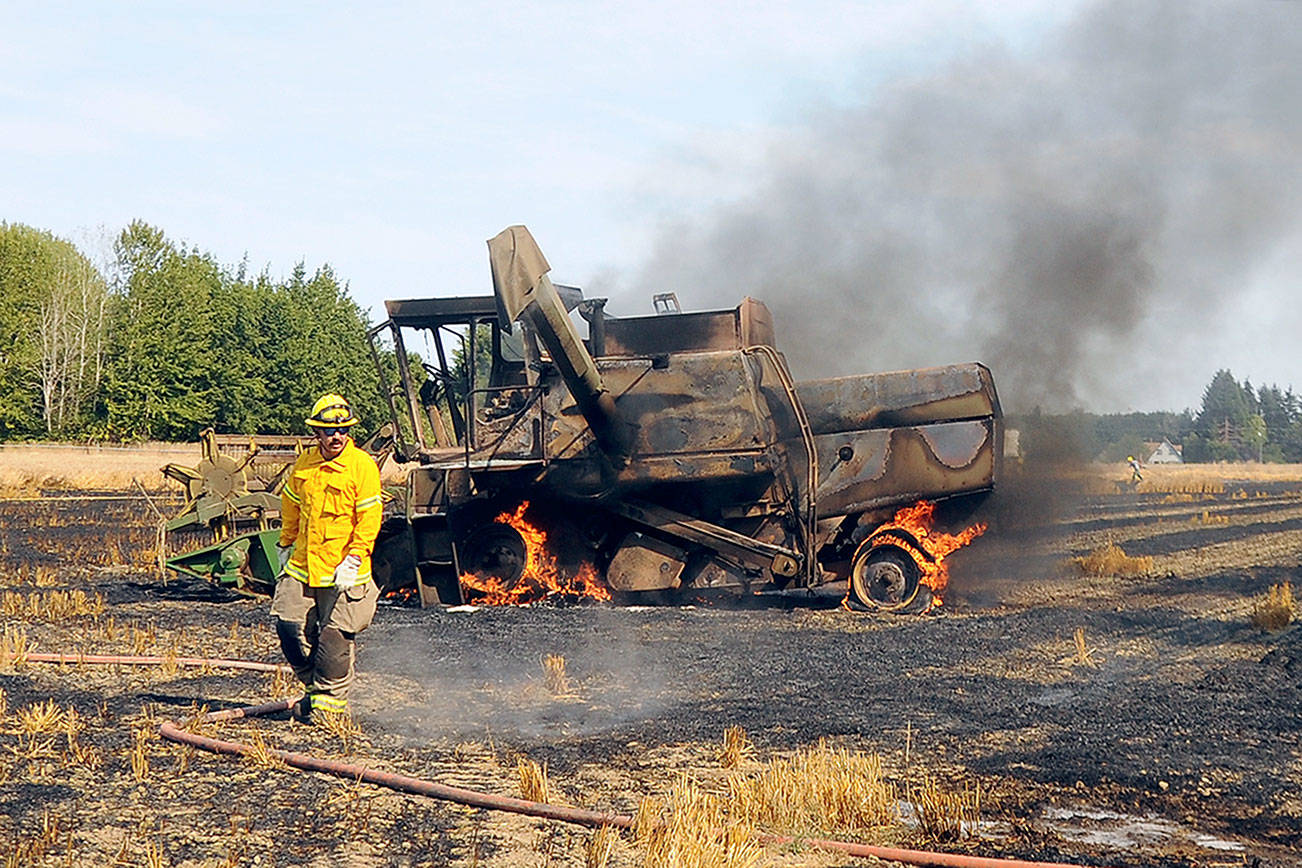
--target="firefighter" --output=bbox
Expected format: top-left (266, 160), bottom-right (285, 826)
top-left (1128, 455), bottom-right (1143, 483)
top-left (272, 394), bottom-right (384, 723)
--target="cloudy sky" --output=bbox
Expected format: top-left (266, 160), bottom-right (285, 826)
top-left (3, 1), bottom-right (1298, 413)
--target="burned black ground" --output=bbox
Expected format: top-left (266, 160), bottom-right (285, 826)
top-left (1, 484), bottom-right (1301, 866)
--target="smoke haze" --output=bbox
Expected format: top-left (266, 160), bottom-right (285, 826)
top-left (358, 608), bottom-right (680, 744)
top-left (626, 0), bottom-right (1302, 413)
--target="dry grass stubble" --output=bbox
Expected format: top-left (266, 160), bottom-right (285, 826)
top-left (564, 730), bottom-right (984, 865)
top-left (542, 653), bottom-right (569, 695)
top-left (726, 740), bottom-right (898, 835)
top-left (1072, 542), bottom-right (1154, 577)
top-left (636, 774), bottom-right (765, 868)
top-left (1251, 582), bottom-right (1295, 632)
top-left (518, 757), bottom-right (551, 803)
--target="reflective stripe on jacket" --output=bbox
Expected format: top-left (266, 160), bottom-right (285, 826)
top-left (279, 439), bottom-right (383, 588)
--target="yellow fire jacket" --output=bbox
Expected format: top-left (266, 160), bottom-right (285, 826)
top-left (279, 439), bottom-right (383, 587)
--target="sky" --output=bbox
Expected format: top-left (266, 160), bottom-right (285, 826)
top-left (2, 0), bottom-right (1298, 414)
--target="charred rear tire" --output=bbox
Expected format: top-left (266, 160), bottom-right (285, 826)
top-left (454, 502), bottom-right (610, 604)
top-left (458, 522), bottom-right (528, 588)
top-left (846, 543), bottom-right (931, 614)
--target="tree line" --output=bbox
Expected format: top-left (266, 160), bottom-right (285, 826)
top-left (1015, 370), bottom-right (1302, 464)
top-left (3, 219), bottom-right (1296, 464)
top-left (0, 220), bottom-right (393, 442)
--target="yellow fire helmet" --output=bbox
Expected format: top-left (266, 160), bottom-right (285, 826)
top-left (306, 394), bottom-right (360, 428)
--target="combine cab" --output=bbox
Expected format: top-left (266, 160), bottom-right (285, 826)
top-left (366, 226), bottom-right (1002, 613)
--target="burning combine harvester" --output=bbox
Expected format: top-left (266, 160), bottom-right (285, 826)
top-left (171, 226), bottom-right (1000, 615)
top-left (365, 225), bottom-right (1000, 615)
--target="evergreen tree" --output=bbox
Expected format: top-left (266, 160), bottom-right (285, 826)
top-left (1243, 414), bottom-right (1267, 462)
top-left (257, 264), bottom-right (386, 438)
top-left (100, 222), bottom-right (221, 440)
top-left (1182, 432), bottom-right (1210, 463)
top-left (1195, 370), bottom-right (1251, 448)
top-left (0, 224), bottom-right (47, 436)
top-left (1241, 379), bottom-right (1259, 416)
top-left (1258, 385), bottom-right (1288, 432)
top-left (207, 275), bottom-right (272, 433)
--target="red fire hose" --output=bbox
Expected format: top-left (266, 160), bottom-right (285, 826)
top-left (24, 652), bottom-right (283, 673)
top-left (23, 652), bottom-right (1094, 868)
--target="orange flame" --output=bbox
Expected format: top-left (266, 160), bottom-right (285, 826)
top-left (381, 586), bottom-right (419, 604)
top-left (870, 500), bottom-right (987, 606)
top-left (459, 501), bottom-right (612, 605)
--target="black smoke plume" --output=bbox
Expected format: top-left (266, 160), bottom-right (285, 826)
top-left (627, 0), bottom-right (1302, 413)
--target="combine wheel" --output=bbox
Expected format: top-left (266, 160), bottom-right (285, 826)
top-left (846, 542), bottom-right (931, 614)
top-left (458, 522), bottom-right (528, 588)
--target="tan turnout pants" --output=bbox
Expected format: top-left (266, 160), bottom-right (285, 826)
top-left (271, 578), bottom-right (380, 712)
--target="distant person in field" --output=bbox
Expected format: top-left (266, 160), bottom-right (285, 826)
top-left (272, 394), bottom-right (383, 724)
top-left (1128, 455), bottom-right (1143, 483)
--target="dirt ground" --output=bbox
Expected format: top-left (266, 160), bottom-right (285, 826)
top-left (1, 464), bottom-right (1300, 866)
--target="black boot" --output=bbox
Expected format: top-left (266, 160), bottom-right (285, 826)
top-left (290, 694), bottom-right (313, 725)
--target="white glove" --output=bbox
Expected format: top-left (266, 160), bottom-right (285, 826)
top-left (276, 544), bottom-right (293, 572)
top-left (332, 555), bottom-right (362, 587)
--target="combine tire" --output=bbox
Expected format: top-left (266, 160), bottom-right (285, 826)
top-left (458, 522), bottom-right (528, 589)
top-left (846, 543), bottom-right (931, 614)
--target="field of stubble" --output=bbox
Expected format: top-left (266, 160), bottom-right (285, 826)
top-left (1, 460), bottom-right (1301, 867)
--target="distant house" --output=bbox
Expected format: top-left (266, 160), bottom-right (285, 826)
top-left (1147, 439), bottom-right (1183, 464)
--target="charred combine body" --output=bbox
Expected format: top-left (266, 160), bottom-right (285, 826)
top-left (366, 226), bottom-right (1002, 613)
